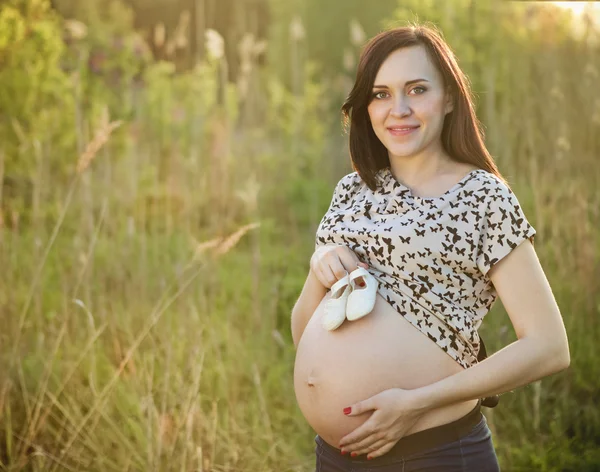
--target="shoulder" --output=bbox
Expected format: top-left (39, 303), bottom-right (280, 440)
top-left (325, 171), bottom-right (363, 208)
top-left (334, 171), bottom-right (362, 194)
top-left (469, 170), bottom-right (522, 202)
top-left (337, 171), bottom-right (361, 185)
top-left (456, 170), bottom-right (532, 229)
top-left (470, 169), bottom-right (506, 188)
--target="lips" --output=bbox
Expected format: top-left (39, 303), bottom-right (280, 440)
top-left (387, 125), bottom-right (420, 137)
top-left (387, 125), bottom-right (420, 130)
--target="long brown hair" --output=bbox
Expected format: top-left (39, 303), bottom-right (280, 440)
top-left (341, 22), bottom-right (504, 191)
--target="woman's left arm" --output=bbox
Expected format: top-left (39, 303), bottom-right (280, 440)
top-left (415, 239), bottom-right (570, 410)
top-left (338, 240), bottom-right (570, 458)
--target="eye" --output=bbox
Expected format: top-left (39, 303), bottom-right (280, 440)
top-left (410, 86), bottom-right (427, 95)
top-left (372, 91), bottom-right (388, 100)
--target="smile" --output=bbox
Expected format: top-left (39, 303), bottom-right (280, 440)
top-left (387, 126), bottom-right (419, 136)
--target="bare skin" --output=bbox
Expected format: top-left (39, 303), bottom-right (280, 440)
top-left (293, 44), bottom-right (568, 459)
top-left (293, 289), bottom-right (478, 448)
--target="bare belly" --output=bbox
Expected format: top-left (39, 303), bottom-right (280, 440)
top-left (293, 291), bottom-right (478, 448)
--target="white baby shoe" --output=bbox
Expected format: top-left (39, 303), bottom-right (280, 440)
top-left (322, 271), bottom-right (351, 331)
top-left (345, 267), bottom-right (378, 321)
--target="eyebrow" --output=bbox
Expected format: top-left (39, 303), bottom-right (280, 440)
top-left (373, 78), bottom-right (429, 88)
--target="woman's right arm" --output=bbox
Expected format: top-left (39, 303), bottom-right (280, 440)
top-left (291, 174), bottom-right (353, 346)
top-left (291, 269), bottom-right (328, 348)
top-left (291, 245), bottom-right (369, 348)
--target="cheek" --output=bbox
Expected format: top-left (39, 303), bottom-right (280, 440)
top-left (367, 104), bottom-right (386, 126)
top-left (420, 96), bottom-right (447, 118)
top-left (367, 104), bottom-right (375, 122)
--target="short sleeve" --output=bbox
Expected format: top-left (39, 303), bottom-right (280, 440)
top-left (314, 174), bottom-right (356, 250)
top-left (325, 177), bottom-right (346, 212)
top-left (476, 182), bottom-right (536, 277)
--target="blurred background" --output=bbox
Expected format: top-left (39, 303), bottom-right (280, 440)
top-left (0, 0), bottom-right (599, 470)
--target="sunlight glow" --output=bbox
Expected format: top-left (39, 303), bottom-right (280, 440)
top-left (552, 2), bottom-right (589, 16)
top-left (547, 1), bottom-right (600, 41)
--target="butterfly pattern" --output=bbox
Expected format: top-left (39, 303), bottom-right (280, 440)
top-left (315, 167), bottom-right (536, 369)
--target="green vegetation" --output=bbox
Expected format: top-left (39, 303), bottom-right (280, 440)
top-left (0, 0), bottom-right (598, 470)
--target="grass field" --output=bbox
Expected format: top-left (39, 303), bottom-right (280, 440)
top-left (1, 0), bottom-right (599, 470)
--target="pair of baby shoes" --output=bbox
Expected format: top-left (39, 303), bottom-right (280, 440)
top-left (322, 267), bottom-right (378, 331)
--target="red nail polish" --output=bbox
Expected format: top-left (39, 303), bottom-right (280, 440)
top-left (367, 456), bottom-right (373, 460)
top-left (340, 449), bottom-right (347, 455)
top-left (351, 452), bottom-right (357, 458)
top-left (343, 407), bottom-right (351, 415)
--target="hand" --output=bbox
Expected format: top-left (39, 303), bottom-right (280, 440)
top-left (338, 388), bottom-right (427, 459)
top-left (310, 244), bottom-right (369, 289)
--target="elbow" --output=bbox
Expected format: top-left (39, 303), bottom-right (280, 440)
top-left (290, 315), bottom-right (298, 349)
top-left (528, 334), bottom-right (570, 375)
top-left (547, 337), bottom-right (571, 373)
top-left (556, 330), bottom-right (571, 371)
top-left (557, 342), bottom-right (571, 371)
top-left (531, 324), bottom-right (571, 374)
top-left (291, 326), bottom-right (300, 350)
top-left (290, 310), bottom-right (303, 350)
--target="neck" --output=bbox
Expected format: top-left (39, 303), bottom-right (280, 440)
top-left (387, 151), bottom-right (455, 188)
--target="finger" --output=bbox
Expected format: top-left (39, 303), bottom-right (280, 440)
top-left (324, 245), bottom-right (355, 274)
top-left (342, 396), bottom-right (378, 419)
top-left (351, 437), bottom-right (388, 458)
top-left (316, 255), bottom-right (344, 288)
top-left (340, 249), bottom-right (367, 272)
top-left (321, 264), bottom-right (340, 288)
top-left (313, 265), bottom-right (333, 289)
top-left (338, 414), bottom-right (379, 449)
top-left (366, 440), bottom-right (397, 460)
top-left (324, 253), bottom-right (350, 283)
top-left (343, 433), bottom-right (386, 456)
top-left (339, 408), bottom-right (390, 451)
top-left (327, 246), bottom-right (368, 277)
top-left (312, 246), bottom-right (345, 287)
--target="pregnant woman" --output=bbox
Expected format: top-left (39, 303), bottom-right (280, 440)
top-left (290, 24), bottom-right (570, 471)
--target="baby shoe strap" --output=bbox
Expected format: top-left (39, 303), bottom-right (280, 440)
top-left (330, 270), bottom-right (350, 293)
top-left (348, 267), bottom-right (370, 281)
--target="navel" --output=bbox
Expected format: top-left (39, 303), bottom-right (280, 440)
top-left (306, 368), bottom-right (318, 387)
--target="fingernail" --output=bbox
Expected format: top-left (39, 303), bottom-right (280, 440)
top-left (343, 407), bottom-right (351, 415)
top-left (367, 455), bottom-right (373, 460)
top-left (340, 449), bottom-right (347, 455)
top-left (351, 452), bottom-right (357, 458)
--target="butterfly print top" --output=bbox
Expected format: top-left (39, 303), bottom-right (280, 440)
top-left (315, 166), bottom-right (536, 369)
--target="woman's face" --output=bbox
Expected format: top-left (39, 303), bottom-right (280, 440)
top-left (367, 45), bottom-right (453, 162)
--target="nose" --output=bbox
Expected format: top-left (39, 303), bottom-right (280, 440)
top-left (390, 95), bottom-right (411, 117)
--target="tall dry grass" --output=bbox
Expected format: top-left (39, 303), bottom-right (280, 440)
top-left (0, 2), bottom-right (599, 471)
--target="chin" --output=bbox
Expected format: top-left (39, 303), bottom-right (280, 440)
top-left (386, 145), bottom-right (422, 158)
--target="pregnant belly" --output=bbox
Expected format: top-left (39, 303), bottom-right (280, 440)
top-left (293, 292), bottom-right (478, 448)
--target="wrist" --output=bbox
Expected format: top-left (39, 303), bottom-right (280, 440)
top-left (408, 385), bottom-right (437, 413)
top-left (308, 268), bottom-right (328, 292)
